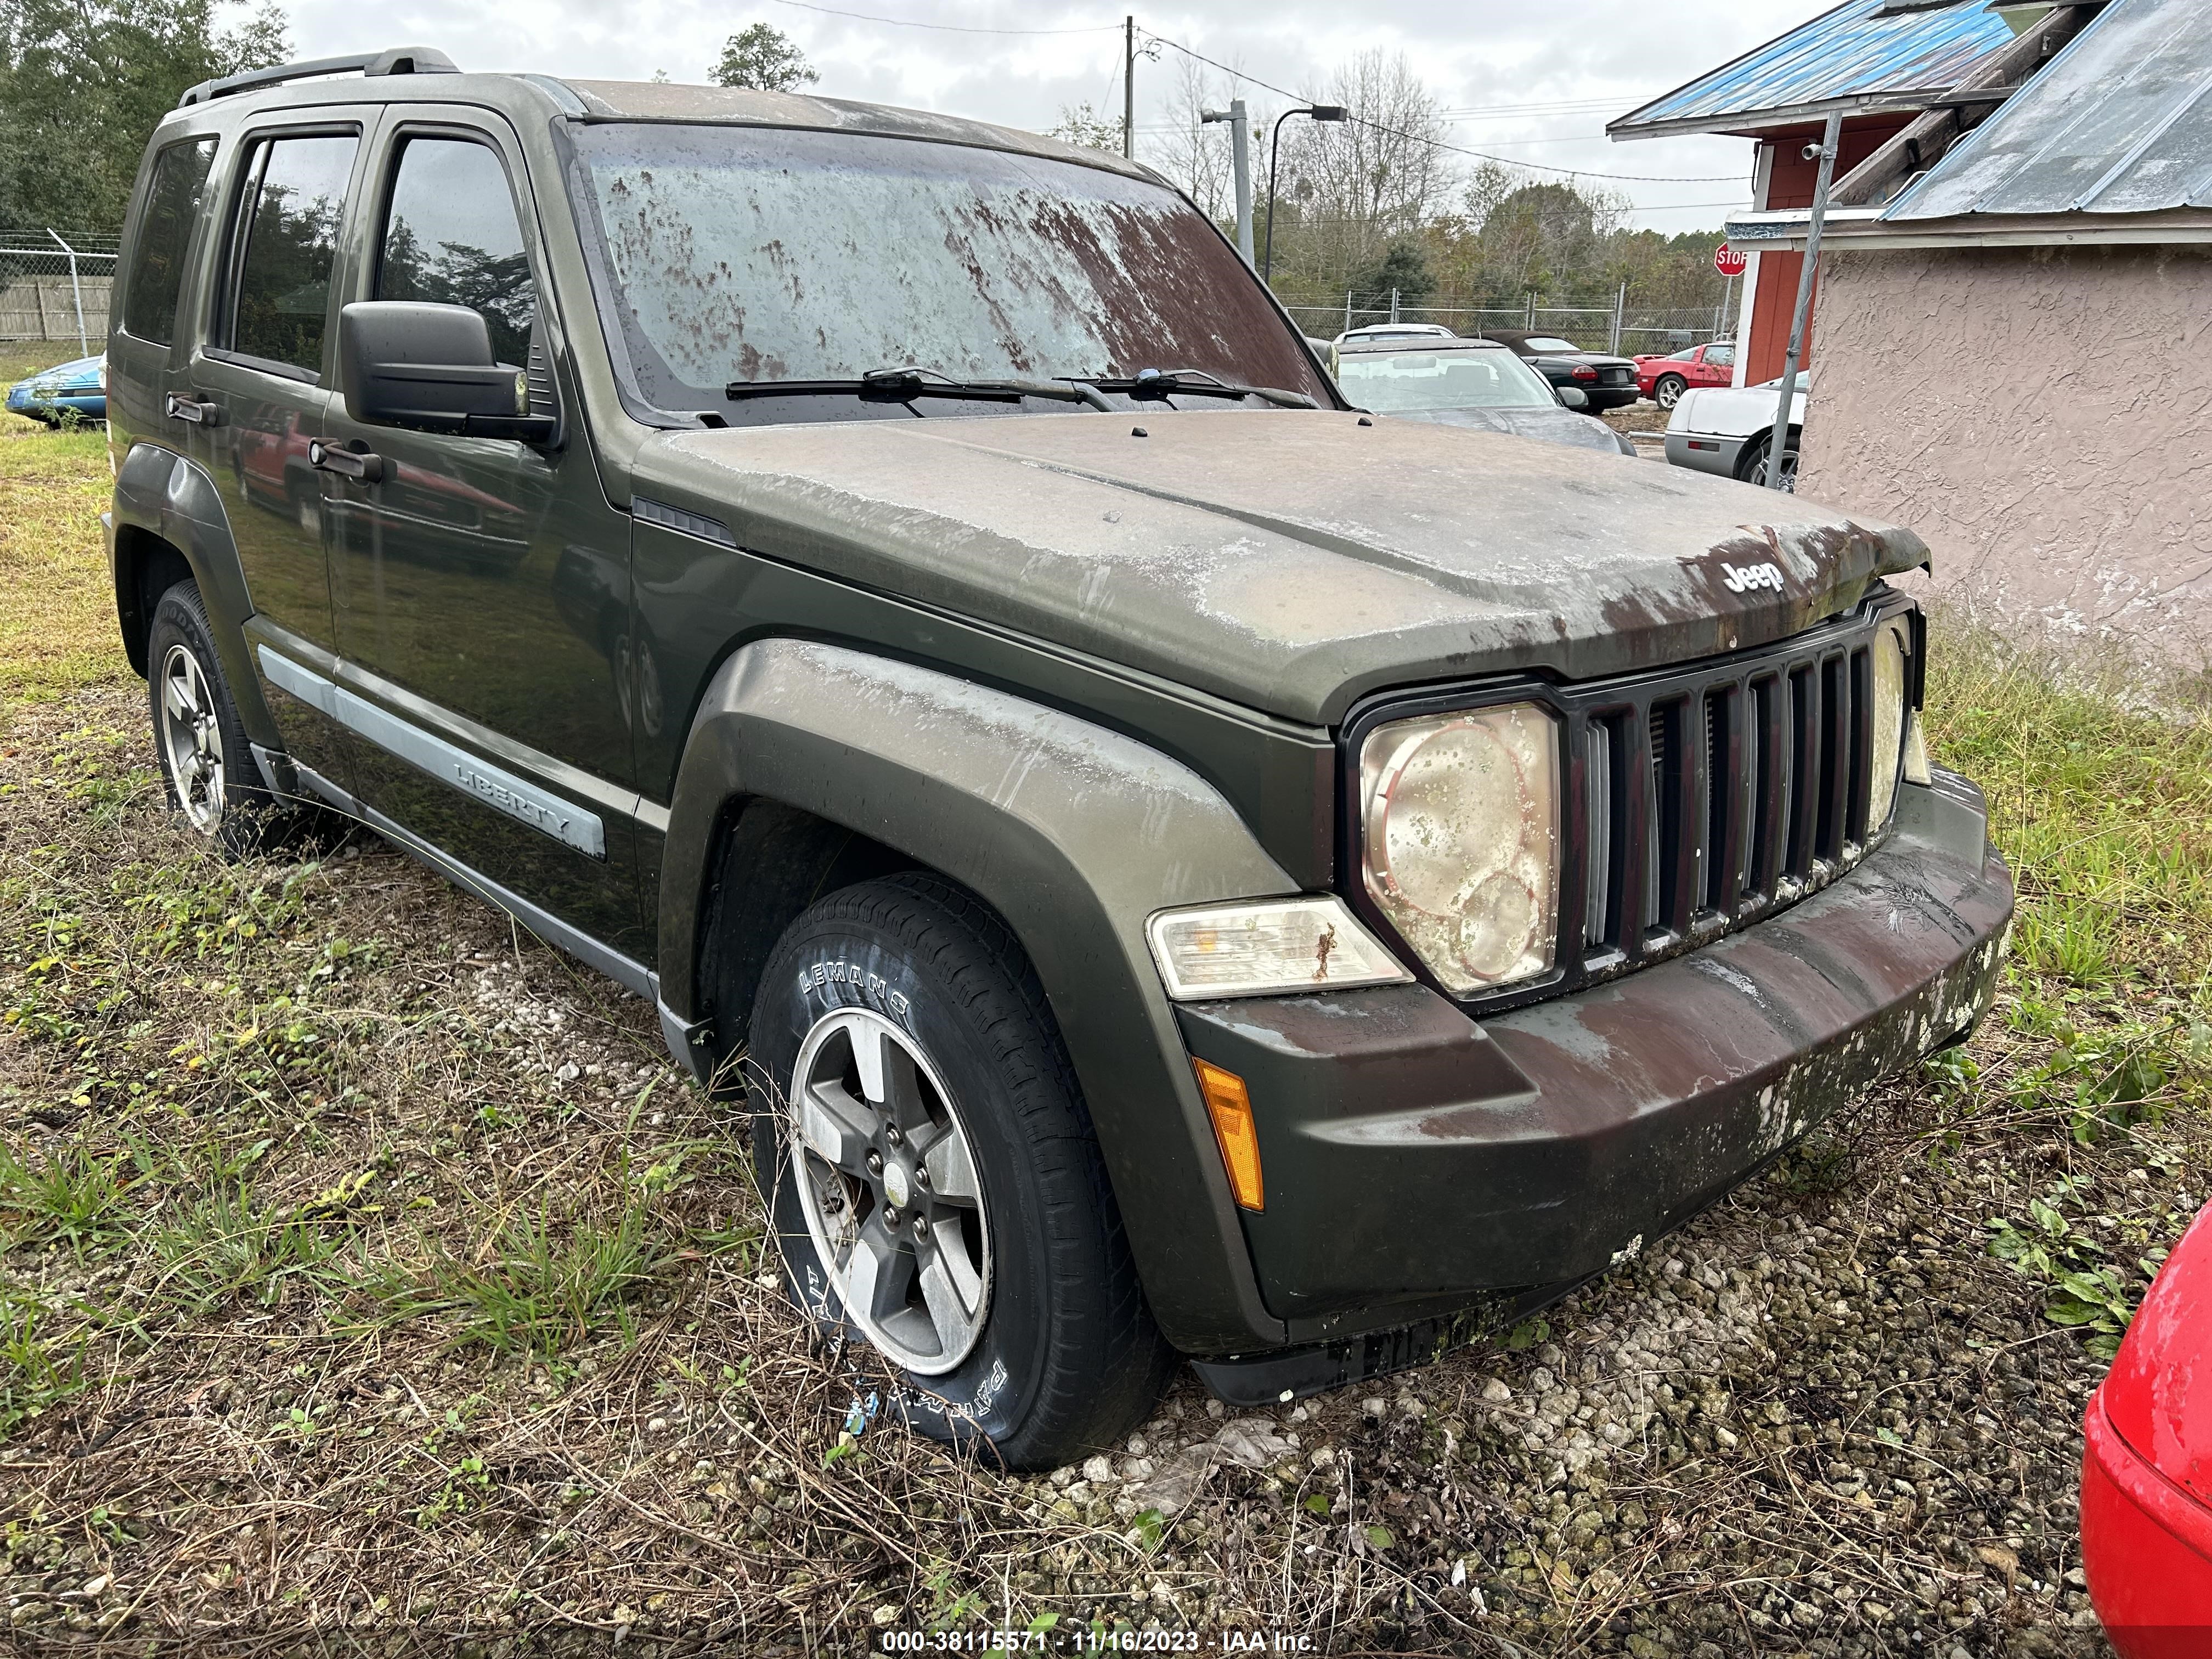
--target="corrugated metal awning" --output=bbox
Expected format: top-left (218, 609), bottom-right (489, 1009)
top-left (1610, 0), bottom-right (2022, 139)
top-left (1888, 0), bottom-right (2212, 218)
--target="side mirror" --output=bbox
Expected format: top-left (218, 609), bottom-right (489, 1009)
top-left (1556, 385), bottom-right (1589, 409)
top-left (338, 301), bottom-right (553, 441)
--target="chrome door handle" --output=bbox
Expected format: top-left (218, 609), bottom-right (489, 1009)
top-left (165, 392), bottom-right (221, 425)
top-left (308, 439), bottom-right (385, 484)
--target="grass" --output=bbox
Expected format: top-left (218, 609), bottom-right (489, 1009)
top-left (0, 418), bottom-right (2207, 1647)
top-left (1928, 623), bottom-right (2212, 984)
top-left (364, 1198), bottom-right (683, 1361)
top-left (0, 345), bottom-right (87, 388)
top-left (0, 416), bottom-right (115, 703)
top-left (0, 1136), bottom-right (144, 1255)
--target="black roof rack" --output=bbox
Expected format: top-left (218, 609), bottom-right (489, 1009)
top-left (178, 46), bottom-right (459, 108)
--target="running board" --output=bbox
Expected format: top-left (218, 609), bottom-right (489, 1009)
top-left (285, 760), bottom-right (716, 1076)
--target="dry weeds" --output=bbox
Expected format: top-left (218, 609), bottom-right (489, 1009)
top-left (4, 426), bottom-right (2205, 1656)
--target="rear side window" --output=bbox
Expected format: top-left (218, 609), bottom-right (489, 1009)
top-left (375, 138), bottom-right (535, 368)
top-left (225, 133), bottom-right (359, 375)
top-left (124, 138), bottom-right (217, 346)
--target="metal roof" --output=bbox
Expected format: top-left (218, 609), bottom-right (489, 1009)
top-left (1610, 0), bottom-right (2023, 139)
top-left (1888, 0), bottom-right (2212, 218)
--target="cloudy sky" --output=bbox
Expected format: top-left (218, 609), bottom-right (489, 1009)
top-left (264, 0), bottom-right (1805, 231)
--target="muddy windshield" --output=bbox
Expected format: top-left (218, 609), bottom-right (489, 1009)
top-left (566, 123), bottom-right (1330, 423)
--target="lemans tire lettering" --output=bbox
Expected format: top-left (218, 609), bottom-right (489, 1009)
top-left (799, 958), bottom-right (913, 1022)
top-left (972, 1357), bottom-right (1011, 1415)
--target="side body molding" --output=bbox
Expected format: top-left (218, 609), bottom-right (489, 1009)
top-left (660, 639), bottom-right (1300, 1355)
top-left (108, 443), bottom-right (281, 749)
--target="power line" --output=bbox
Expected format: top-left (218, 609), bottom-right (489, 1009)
top-left (763, 7), bottom-right (1747, 187)
top-left (1136, 30), bottom-right (1747, 185)
top-left (1436, 98), bottom-right (1632, 117)
top-left (771, 0), bottom-right (1118, 34)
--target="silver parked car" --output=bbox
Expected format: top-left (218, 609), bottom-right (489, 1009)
top-left (1331, 335), bottom-right (1637, 457)
top-left (1665, 371), bottom-right (1807, 489)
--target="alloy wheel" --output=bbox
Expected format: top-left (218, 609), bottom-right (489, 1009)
top-left (788, 1007), bottom-right (991, 1375)
top-left (1750, 445), bottom-right (1800, 492)
top-left (157, 643), bottom-right (226, 833)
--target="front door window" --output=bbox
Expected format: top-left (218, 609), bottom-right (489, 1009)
top-left (375, 138), bottom-right (539, 371)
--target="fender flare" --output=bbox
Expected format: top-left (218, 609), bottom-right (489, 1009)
top-left (110, 442), bottom-right (283, 752)
top-left (659, 639), bottom-right (1297, 1356)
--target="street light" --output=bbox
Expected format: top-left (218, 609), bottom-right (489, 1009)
top-left (1262, 103), bottom-right (1346, 286)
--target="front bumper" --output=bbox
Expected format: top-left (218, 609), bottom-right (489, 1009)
top-left (2083, 1390), bottom-right (2212, 1654)
top-left (1176, 770), bottom-right (2011, 1395)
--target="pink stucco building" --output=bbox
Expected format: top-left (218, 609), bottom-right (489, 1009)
top-left (1716, 0), bottom-right (2212, 672)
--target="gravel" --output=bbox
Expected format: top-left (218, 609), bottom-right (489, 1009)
top-left (1004, 1085), bottom-right (2159, 1655)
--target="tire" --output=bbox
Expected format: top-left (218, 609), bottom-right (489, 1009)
top-left (145, 580), bottom-right (308, 857)
top-left (1654, 374), bottom-right (1688, 410)
top-left (748, 872), bottom-right (1175, 1470)
top-left (1735, 432), bottom-right (1799, 492)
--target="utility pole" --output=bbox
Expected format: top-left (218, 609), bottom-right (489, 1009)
top-left (1200, 100), bottom-right (1254, 266)
top-left (1765, 108), bottom-right (1841, 491)
top-left (1123, 16), bottom-right (1135, 160)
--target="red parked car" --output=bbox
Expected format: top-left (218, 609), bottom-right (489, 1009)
top-left (1634, 341), bottom-right (1736, 409)
top-left (2083, 1200), bottom-right (2212, 1654)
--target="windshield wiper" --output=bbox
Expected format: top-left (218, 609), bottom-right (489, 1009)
top-left (725, 364), bottom-right (1114, 411)
top-left (1094, 367), bottom-right (1317, 410)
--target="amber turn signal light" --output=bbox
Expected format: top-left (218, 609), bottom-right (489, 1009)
top-left (1193, 1059), bottom-right (1263, 1212)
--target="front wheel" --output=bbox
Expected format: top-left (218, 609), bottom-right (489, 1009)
top-left (1653, 374), bottom-right (1688, 409)
top-left (748, 873), bottom-right (1174, 1470)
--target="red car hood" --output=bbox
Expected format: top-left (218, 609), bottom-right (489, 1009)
top-left (2101, 1202), bottom-right (2212, 1503)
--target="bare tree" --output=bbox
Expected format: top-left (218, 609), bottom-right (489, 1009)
top-left (1146, 55), bottom-right (1266, 222)
top-left (1277, 49), bottom-right (1452, 282)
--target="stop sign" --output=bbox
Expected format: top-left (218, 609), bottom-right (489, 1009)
top-left (1714, 243), bottom-right (1750, 278)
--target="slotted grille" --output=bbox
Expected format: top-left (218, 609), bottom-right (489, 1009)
top-left (1345, 595), bottom-right (1917, 1013)
top-left (1578, 629), bottom-right (1880, 967)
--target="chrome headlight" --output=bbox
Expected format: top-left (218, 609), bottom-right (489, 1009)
top-left (1867, 619), bottom-right (1911, 837)
top-left (1358, 702), bottom-right (1561, 994)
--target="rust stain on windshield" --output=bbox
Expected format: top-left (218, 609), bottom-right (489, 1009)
top-left (579, 125), bottom-right (1328, 405)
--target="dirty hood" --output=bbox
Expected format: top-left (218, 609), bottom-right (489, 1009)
top-left (1386, 403), bottom-right (1635, 457)
top-left (636, 409), bottom-right (1928, 727)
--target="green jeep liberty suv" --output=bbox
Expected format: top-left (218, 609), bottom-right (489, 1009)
top-left (101, 48), bottom-right (2013, 1469)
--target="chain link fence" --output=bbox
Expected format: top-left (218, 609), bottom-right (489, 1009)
top-left (1, 231), bottom-right (121, 357)
top-left (1285, 293), bottom-right (1739, 364)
